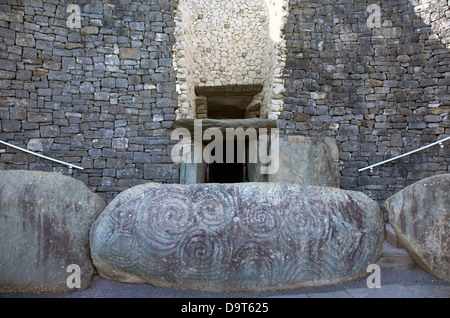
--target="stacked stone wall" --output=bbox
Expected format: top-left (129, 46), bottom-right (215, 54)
top-left (0, 0), bottom-right (449, 202)
top-left (281, 0), bottom-right (450, 200)
top-left (0, 0), bottom-right (179, 203)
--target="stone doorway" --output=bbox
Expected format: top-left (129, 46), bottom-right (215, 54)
top-left (195, 84), bottom-right (263, 119)
top-left (173, 0), bottom-right (287, 120)
top-left (175, 118), bottom-right (278, 185)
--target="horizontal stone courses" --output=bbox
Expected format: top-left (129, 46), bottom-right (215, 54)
top-left (0, 0), bottom-right (178, 196)
top-left (1, 0), bottom-right (449, 203)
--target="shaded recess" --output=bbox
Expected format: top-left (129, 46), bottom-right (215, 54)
top-left (195, 85), bottom-right (263, 119)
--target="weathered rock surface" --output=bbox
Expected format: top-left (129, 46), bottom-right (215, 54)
top-left (268, 135), bottom-right (340, 187)
top-left (0, 170), bottom-right (106, 294)
top-left (385, 174), bottom-right (450, 282)
top-left (91, 182), bottom-right (384, 292)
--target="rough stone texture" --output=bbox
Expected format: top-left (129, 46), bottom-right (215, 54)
top-left (173, 0), bottom-right (287, 119)
top-left (0, 0), bottom-right (179, 203)
top-left (0, 170), bottom-right (106, 294)
top-left (173, 118), bottom-right (278, 133)
top-left (385, 173), bottom-right (450, 282)
top-left (0, 0), bottom-right (448, 203)
top-left (281, 0), bottom-right (450, 201)
top-left (268, 135), bottom-right (340, 187)
top-left (91, 182), bottom-right (384, 292)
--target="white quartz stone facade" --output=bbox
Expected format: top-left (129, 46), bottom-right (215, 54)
top-left (173, 0), bottom-right (288, 119)
top-left (411, 0), bottom-right (450, 46)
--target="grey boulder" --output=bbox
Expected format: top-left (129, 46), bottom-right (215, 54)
top-left (385, 173), bottom-right (450, 282)
top-left (268, 135), bottom-right (340, 187)
top-left (91, 182), bottom-right (384, 292)
top-left (0, 170), bottom-right (106, 294)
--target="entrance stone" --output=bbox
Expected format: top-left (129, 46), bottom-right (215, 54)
top-left (91, 182), bottom-right (384, 292)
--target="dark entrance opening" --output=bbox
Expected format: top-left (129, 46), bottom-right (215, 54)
top-left (206, 139), bottom-right (247, 183)
top-left (195, 84), bottom-right (263, 119)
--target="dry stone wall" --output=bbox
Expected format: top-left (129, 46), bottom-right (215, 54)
top-left (280, 0), bottom-right (450, 200)
top-left (0, 0), bottom-right (179, 203)
top-left (0, 0), bottom-right (449, 202)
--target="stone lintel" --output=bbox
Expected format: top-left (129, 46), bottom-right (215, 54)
top-left (195, 84), bottom-right (263, 97)
top-left (173, 118), bottom-right (278, 135)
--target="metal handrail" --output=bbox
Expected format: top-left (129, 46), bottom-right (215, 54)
top-left (359, 135), bottom-right (450, 172)
top-left (0, 139), bottom-right (83, 171)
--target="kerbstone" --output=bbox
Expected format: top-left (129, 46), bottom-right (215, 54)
top-left (0, 170), bottom-right (106, 294)
top-left (385, 174), bottom-right (450, 282)
top-left (91, 182), bottom-right (384, 292)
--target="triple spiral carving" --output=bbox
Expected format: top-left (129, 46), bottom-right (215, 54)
top-left (91, 183), bottom-right (380, 290)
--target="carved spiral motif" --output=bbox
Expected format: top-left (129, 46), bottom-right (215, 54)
top-left (100, 233), bottom-right (140, 269)
top-left (242, 202), bottom-right (278, 240)
top-left (175, 228), bottom-right (232, 283)
top-left (136, 187), bottom-right (193, 255)
top-left (192, 186), bottom-right (236, 229)
top-left (281, 194), bottom-right (330, 246)
top-left (90, 183), bottom-right (382, 292)
top-left (228, 242), bottom-right (276, 286)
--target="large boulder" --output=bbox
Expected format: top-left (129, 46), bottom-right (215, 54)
top-left (385, 174), bottom-right (450, 282)
top-left (267, 135), bottom-right (340, 187)
top-left (91, 182), bottom-right (384, 292)
top-left (0, 170), bottom-right (106, 294)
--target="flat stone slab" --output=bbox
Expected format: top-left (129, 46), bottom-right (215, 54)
top-left (195, 84), bottom-right (263, 96)
top-left (91, 182), bottom-right (384, 292)
top-left (268, 135), bottom-right (340, 187)
top-left (0, 170), bottom-right (106, 294)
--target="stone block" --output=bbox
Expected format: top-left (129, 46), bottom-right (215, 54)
top-left (16, 33), bottom-right (35, 47)
top-left (144, 163), bottom-right (173, 179)
top-left (90, 183), bottom-right (384, 292)
top-left (27, 112), bottom-right (52, 123)
top-left (116, 78), bottom-right (128, 88)
top-left (129, 22), bottom-right (144, 31)
top-left (81, 26), bottom-right (99, 35)
top-left (0, 59), bottom-right (16, 71)
top-left (112, 138), bottom-right (129, 149)
top-left (16, 70), bottom-right (32, 81)
top-left (385, 174), bottom-right (450, 282)
top-left (84, 1), bottom-right (103, 14)
top-left (268, 135), bottom-right (340, 188)
top-left (1, 120), bottom-right (21, 132)
top-left (94, 92), bottom-right (110, 101)
top-left (26, 138), bottom-right (52, 152)
top-left (79, 82), bottom-right (95, 94)
top-left (397, 43), bottom-right (424, 55)
top-left (133, 152), bottom-right (151, 163)
top-left (105, 54), bottom-right (120, 66)
top-left (0, 171), bottom-right (106, 294)
top-left (40, 125), bottom-right (60, 138)
top-left (119, 48), bottom-right (140, 60)
top-left (101, 78), bottom-right (115, 88)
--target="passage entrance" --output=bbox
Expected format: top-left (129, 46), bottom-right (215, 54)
top-left (206, 139), bottom-right (246, 183)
